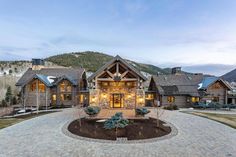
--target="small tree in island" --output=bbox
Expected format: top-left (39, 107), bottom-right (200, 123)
top-left (104, 112), bottom-right (129, 138)
top-left (82, 106), bottom-right (101, 127)
top-left (135, 107), bottom-right (150, 116)
top-left (84, 106), bottom-right (101, 116)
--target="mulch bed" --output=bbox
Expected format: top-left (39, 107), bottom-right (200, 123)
top-left (68, 118), bottom-right (171, 141)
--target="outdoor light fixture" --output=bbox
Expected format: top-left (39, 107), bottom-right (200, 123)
top-left (102, 93), bottom-right (107, 98)
top-left (114, 75), bottom-right (121, 81)
top-left (138, 97), bottom-right (144, 103)
top-left (91, 96), bottom-right (96, 103)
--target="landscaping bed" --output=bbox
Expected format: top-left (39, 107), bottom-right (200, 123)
top-left (68, 118), bottom-right (171, 141)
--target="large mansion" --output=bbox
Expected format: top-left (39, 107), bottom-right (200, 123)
top-left (16, 56), bottom-right (236, 108)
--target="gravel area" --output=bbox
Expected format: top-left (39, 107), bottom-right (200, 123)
top-left (0, 108), bottom-right (236, 157)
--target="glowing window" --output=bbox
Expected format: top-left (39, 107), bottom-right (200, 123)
top-left (60, 80), bottom-right (72, 92)
top-left (38, 82), bottom-right (45, 92)
top-left (213, 97), bottom-right (219, 102)
top-left (102, 82), bottom-right (108, 86)
top-left (167, 96), bottom-right (175, 103)
top-left (80, 94), bottom-right (84, 103)
top-left (61, 94), bottom-right (72, 101)
top-left (52, 94), bottom-right (57, 101)
top-left (145, 94), bottom-right (154, 100)
top-left (191, 97), bottom-right (199, 103)
top-left (30, 80), bottom-right (45, 92)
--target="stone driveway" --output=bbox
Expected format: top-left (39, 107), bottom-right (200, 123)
top-left (0, 108), bottom-right (236, 157)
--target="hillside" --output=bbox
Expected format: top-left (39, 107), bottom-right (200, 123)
top-left (0, 51), bottom-right (175, 103)
top-left (46, 51), bottom-right (170, 75)
top-left (0, 61), bottom-right (61, 102)
top-left (222, 68), bottom-right (236, 82)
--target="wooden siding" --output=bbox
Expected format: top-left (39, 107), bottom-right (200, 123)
top-left (162, 96), bottom-right (189, 107)
top-left (202, 81), bottom-right (228, 104)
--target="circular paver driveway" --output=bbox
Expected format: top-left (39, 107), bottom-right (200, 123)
top-left (0, 108), bottom-right (236, 157)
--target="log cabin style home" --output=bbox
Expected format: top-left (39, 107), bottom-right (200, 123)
top-left (16, 59), bottom-right (89, 108)
top-left (147, 67), bottom-right (231, 107)
top-left (16, 56), bottom-right (234, 109)
top-left (88, 55), bottom-right (147, 109)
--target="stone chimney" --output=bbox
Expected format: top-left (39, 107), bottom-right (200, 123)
top-left (171, 67), bottom-right (181, 75)
top-left (32, 59), bottom-right (45, 70)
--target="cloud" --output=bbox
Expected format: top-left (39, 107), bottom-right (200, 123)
top-left (123, 0), bottom-right (148, 14)
top-left (49, 34), bottom-right (129, 48)
top-left (0, 52), bottom-right (27, 61)
top-left (182, 64), bottom-right (236, 76)
top-left (0, 46), bottom-right (29, 52)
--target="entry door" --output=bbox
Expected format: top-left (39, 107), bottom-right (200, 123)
top-left (113, 94), bottom-right (123, 108)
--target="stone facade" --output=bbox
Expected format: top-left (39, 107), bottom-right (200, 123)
top-left (89, 82), bottom-right (145, 109)
top-left (88, 55), bottom-right (147, 109)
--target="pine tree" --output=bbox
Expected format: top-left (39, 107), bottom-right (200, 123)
top-left (9, 69), bottom-right (13, 74)
top-left (1, 100), bottom-right (7, 107)
top-left (14, 67), bottom-right (18, 73)
top-left (12, 96), bottom-right (17, 105)
top-left (5, 86), bottom-right (13, 105)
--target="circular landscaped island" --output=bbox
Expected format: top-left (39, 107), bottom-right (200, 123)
top-left (67, 117), bottom-right (172, 141)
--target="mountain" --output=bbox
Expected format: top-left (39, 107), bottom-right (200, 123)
top-left (46, 51), bottom-right (170, 75)
top-left (222, 68), bottom-right (236, 82)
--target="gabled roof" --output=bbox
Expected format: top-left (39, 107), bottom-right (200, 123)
top-left (152, 74), bottom-right (204, 86)
top-left (35, 74), bottom-right (54, 86)
top-left (16, 68), bottom-right (85, 87)
top-left (151, 74), bottom-right (231, 96)
top-left (22, 74), bottom-right (55, 87)
top-left (88, 55), bottom-right (147, 82)
top-left (151, 74), bottom-right (204, 96)
top-left (198, 76), bottom-right (231, 90)
top-left (53, 75), bottom-right (78, 85)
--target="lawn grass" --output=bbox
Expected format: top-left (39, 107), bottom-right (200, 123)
top-left (0, 112), bottom-right (56, 129)
top-left (183, 111), bottom-right (236, 129)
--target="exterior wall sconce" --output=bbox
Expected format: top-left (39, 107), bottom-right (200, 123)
top-left (102, 93), bottom-right (107, 99)
top-left (91, 96), bottom-right (96, 103)
top-left (138, 97), bottom-right (144, 103)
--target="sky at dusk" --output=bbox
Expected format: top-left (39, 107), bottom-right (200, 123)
top-left (0, 0), bottom-right (236, 76)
